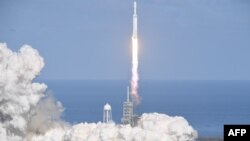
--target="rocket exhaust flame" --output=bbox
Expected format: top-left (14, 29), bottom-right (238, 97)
top-left (131, 1), bottom-right (140, 105)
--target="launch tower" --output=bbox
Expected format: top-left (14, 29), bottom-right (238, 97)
top-left (122, 87), bottom-right (139, 126)
top-left (122, 87), bottom-right (133, 125)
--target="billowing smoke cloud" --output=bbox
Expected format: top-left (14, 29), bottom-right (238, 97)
top-left (33, 113), bottom-right (197, 141)
top-left (0, 43), bottom-right (65, 141)
top-left (27, 94), bottom-right (66, 135)
top-left (0, 43), bottom-right (198, 141)
top-left (0, 43), bottom-right (45, 140)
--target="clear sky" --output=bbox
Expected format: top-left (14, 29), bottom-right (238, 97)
top-left (0, 0), bottom-right (249, 80)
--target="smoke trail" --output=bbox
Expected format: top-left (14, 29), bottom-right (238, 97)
top-left (131, 37), bottom-right (140, 105)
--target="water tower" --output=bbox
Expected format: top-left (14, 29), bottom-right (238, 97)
top-left (103, 103), bottom-right (112, 123)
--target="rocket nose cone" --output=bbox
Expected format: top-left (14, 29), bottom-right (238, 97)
top-left (134, 1), bottom-right (137, 15)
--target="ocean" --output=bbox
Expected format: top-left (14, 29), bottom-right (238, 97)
top-left (43, 80), bottom-right (250, 138)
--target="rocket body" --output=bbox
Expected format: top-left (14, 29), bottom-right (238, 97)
top-left (133, 1), bottom-right (137, 39)
top-left (132, 1), bottom-right (138, 66)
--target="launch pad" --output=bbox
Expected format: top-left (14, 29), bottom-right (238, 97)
top-left (121, 87), bottom-right (139, 126)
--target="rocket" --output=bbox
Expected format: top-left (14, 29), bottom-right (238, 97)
top-left (132, 1), bottom-right (137, 39)
top-left (130, 0), bottom-right (140, 104)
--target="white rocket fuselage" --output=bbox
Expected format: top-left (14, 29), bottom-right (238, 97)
top-left (133, 1), bottom-right (137, 39)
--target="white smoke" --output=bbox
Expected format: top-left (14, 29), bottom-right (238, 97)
top-left (27, 94), bottom-right (66, 135)
top-left (33, 113), bottom-right (197, 141)
top-left (0, 43), bottom-right (45, 141)
top-left (0, 43), bottom-right (198, 141)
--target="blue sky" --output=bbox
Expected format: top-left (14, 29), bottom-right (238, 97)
top-left (0, 0), bottom-right (250, 80)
